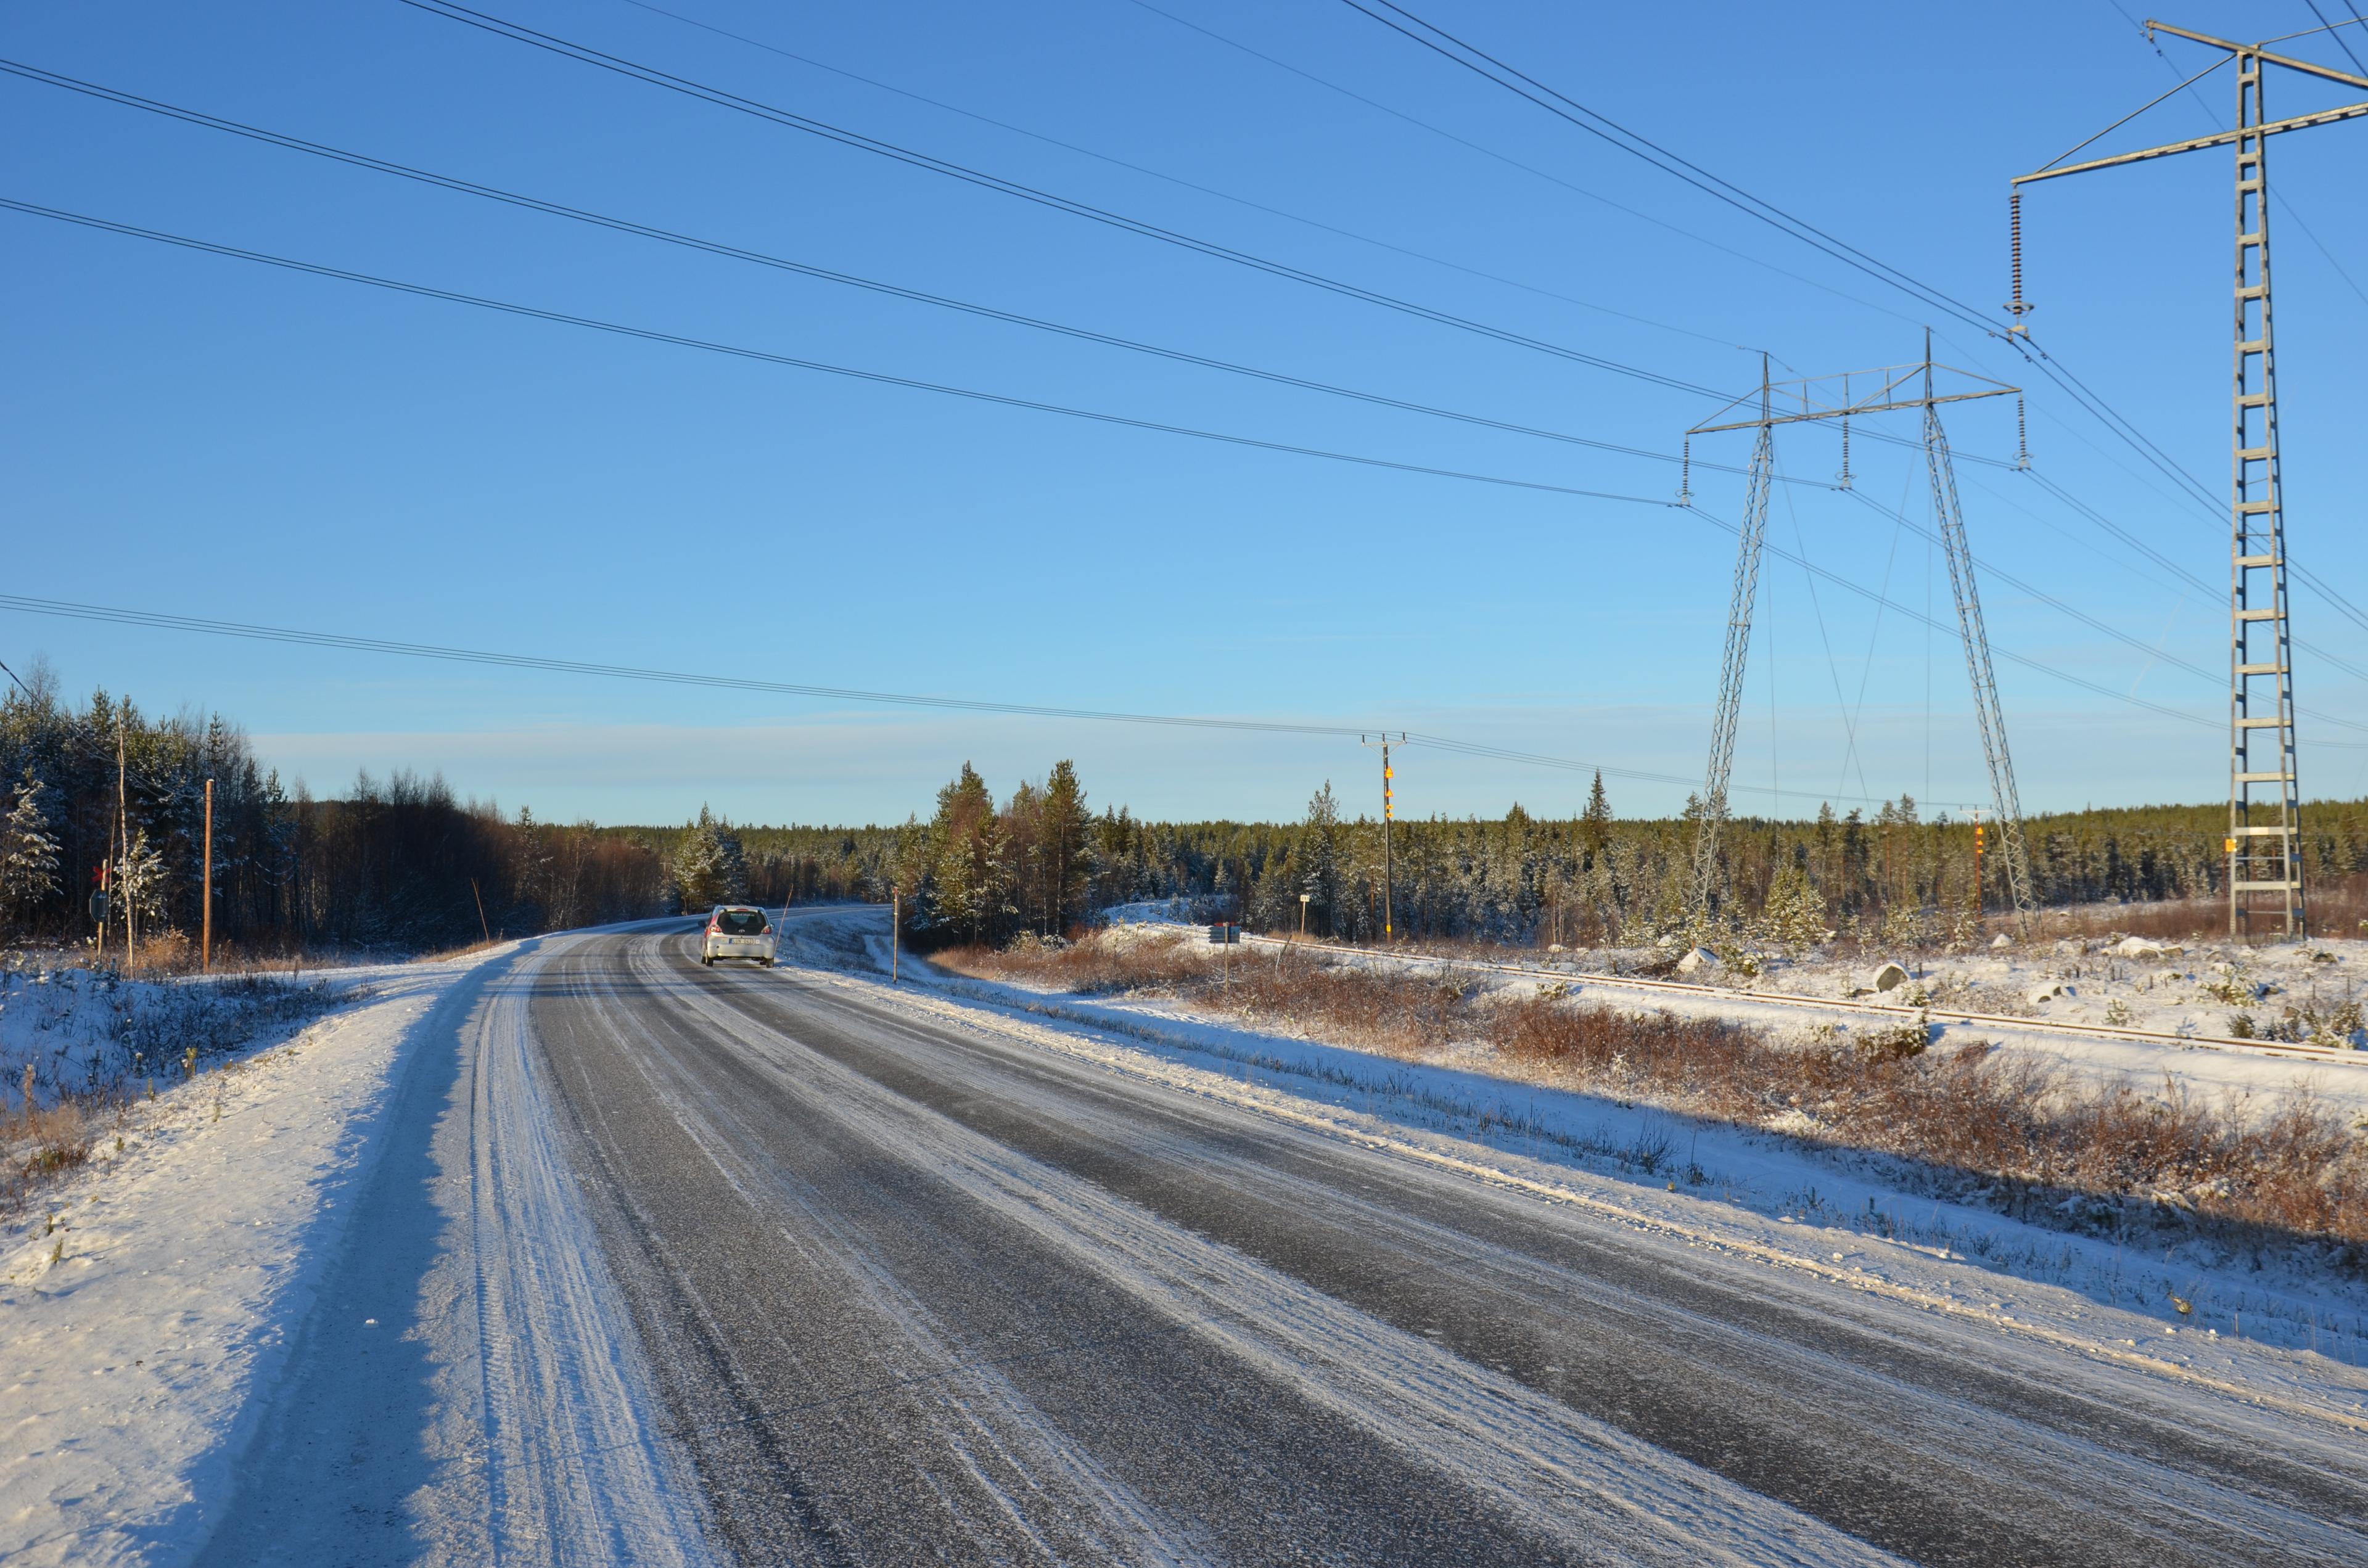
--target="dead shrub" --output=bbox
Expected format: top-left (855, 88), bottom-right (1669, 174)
top-left (940, 927), bottom-right (2368, 1252)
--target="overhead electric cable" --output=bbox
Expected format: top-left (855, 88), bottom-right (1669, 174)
top-left (393, 0), bottom-right (1725, 397)
top-left (0, 57), bottom-right (1744, 475)
top-left (1124, 0), bottom-right (1929, 334)
top-left (1338, 0), bottom-right (1999, 337)
top-left (0, 196), bottom-right (1679, 508)
top-left (1837, 485), bottom-right (2368, 731)
top-left (1349, 0), bottom-right (2341, 598)
top-left (0, 591), bottom-right (1963, 808)
top-left (612, 0), bottom-right (1743, 350)
top-left (1679, 503), bottom-right (2210, 734)
top-left (12, 195), bottom-right (2317, 745)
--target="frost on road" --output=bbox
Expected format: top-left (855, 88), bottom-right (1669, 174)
top-left (11, 915), bottom-right (2368, 1566)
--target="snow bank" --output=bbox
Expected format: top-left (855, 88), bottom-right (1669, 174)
top-left (0, 930), bottom-right (710, 1567)
top-left (0, 961), bottom-right (458, 1565)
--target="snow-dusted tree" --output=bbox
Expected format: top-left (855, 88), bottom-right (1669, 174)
top-left (1579, 770), bottom-right (1613, 861)
top-left (115, 827), bottom-right (169, 930)
top-left (0, 771), bottom-right (60, 921)
top-left (1039, 760), bottom-right (1093, 934)
top-left (926, 763), bottom-right (1011, 943)
top-left (672, 806), bottom-right (747, 911)
top-left (1752, 863), bottom-right (1833, 956)
top-left (1297, 782), bottom-right (1341, 935)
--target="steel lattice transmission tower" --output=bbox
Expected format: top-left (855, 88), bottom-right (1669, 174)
top-left (2012, 21), bottom-right (2368, 938)
top-left (1684, 347), bottom-right (2036, 927)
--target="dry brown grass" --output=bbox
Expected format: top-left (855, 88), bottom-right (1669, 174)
top-left (944, 930), bottom-right (2368, 1254)
top-left (3, 1094), bottom-right (97, 1215)
top-left (2018, 874), bottom-right (2368, 946)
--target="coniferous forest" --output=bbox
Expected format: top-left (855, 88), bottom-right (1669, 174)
top-left (2, 676), bottom-right (2360, 958)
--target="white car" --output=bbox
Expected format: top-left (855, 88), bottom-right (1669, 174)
top-left (701, 905), bottom-right (778, 966)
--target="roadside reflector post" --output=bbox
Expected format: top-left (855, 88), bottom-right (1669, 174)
top-left (891, 888), bottom-right (900, 984)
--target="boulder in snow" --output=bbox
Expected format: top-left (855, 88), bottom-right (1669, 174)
top-left (2027, 981), bottom-right (2069, 1004)
top-left (1675, 946), bottom-right (1719, 975)
top-left (1990, 933), bottom-right (2014, 950)
top-left (1870, 961), bottom-right (1909, 993)
top-left (2112, 935), bottom-right (2182, 958)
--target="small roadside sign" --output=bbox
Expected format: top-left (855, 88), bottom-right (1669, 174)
top-left (1207, 922), bottom-right (1240, 945)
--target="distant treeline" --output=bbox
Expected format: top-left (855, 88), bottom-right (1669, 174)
top-left (2, 676), bottom-right (2359, 956)
top-left (873, 758), bottom-right (2368, 949)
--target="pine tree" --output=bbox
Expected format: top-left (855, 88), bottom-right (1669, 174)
top-left (0, 771), bottom-right (60, 922)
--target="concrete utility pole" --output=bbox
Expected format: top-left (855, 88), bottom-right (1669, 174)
top-left (1361, 733), bottom-right (1405, 941)
top-left (2012, 20), bottom-right (2368, 938)
top-left (1681, 347), bottom-right (2035, 929)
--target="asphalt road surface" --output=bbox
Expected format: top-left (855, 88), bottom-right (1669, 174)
top-left (524, 919), bottom-right (2368, 1566)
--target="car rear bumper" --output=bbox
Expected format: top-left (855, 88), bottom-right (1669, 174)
top-left (703, 940), bottom-right (775, 960)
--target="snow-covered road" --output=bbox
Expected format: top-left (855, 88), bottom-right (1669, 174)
top-left (15, 913), bottom-right (2368, 1564)
top-left (524, 919), bottom-right (2368, 1565)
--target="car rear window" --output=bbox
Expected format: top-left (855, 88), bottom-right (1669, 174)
top-left (717, 910), bottom-right (770, 935)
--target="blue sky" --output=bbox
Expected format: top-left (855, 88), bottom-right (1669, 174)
top-left (3, 0), bottom-right (2364, 826)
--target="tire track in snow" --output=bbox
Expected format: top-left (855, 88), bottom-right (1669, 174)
top-left (549, 941), bottom-right (1211, 1566)
top-left (636, 938), bottom-right (1902, 1567)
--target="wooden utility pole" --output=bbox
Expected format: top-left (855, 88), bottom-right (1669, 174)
top-left (202, 778), bottom-right (214, 972)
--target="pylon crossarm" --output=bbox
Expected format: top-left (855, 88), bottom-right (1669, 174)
top-left (1689, 361), bottom-right (2015, 435)
top-left (2147, 22), bottom-right (2368, 89)
top-left (2013, 99), bottom-right (2368, 184)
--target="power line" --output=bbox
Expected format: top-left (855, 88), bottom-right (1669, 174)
top-left (0, 57), bottom-right (1743, 476)
top-left (1346, 0), bottom-right (2354, 618)
top-left (1128, 0), bottom-right (1928, 336)
top-left (15, 195), bottom-right (2327, 746)
top-left (1338, 0), bottom-right (1999, 337)
top-left (0, 196), bottom-right (1679, 508)
top-left (393, 0), bottom-right (1726, 398)
top-left (611, 0), bottom-right (1746, 351)
top-left (0, 591), bottom-right (1967, 808)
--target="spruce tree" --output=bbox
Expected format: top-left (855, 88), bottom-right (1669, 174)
top-left (1580, 770), bottom-right (1612, 860)
top-left (1299, 782), bottom-right (1341, 934)
top-left (1040, 760), bottom-right (1093, 934)
top-left (0, 771), bottom-right (60, 924)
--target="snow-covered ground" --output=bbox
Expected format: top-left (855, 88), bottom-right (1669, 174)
top-left (1077, 903), bottom-right (2368, 1115)
top-left (15, 906), bottom-right (2364, 1564)
top-left (781, 908), bottom-right (2368, 1427)
top-left (0, 929), bottom-right (709, 1568)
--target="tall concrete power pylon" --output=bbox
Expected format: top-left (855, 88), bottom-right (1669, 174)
top-left (2012, 20), bottom-right (2368, 938)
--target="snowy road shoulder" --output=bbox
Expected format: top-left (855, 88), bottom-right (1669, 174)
top-left (1, 957), bottom-right (473, 1566)
top-left (0, 927), bottom-right (712, 1568)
